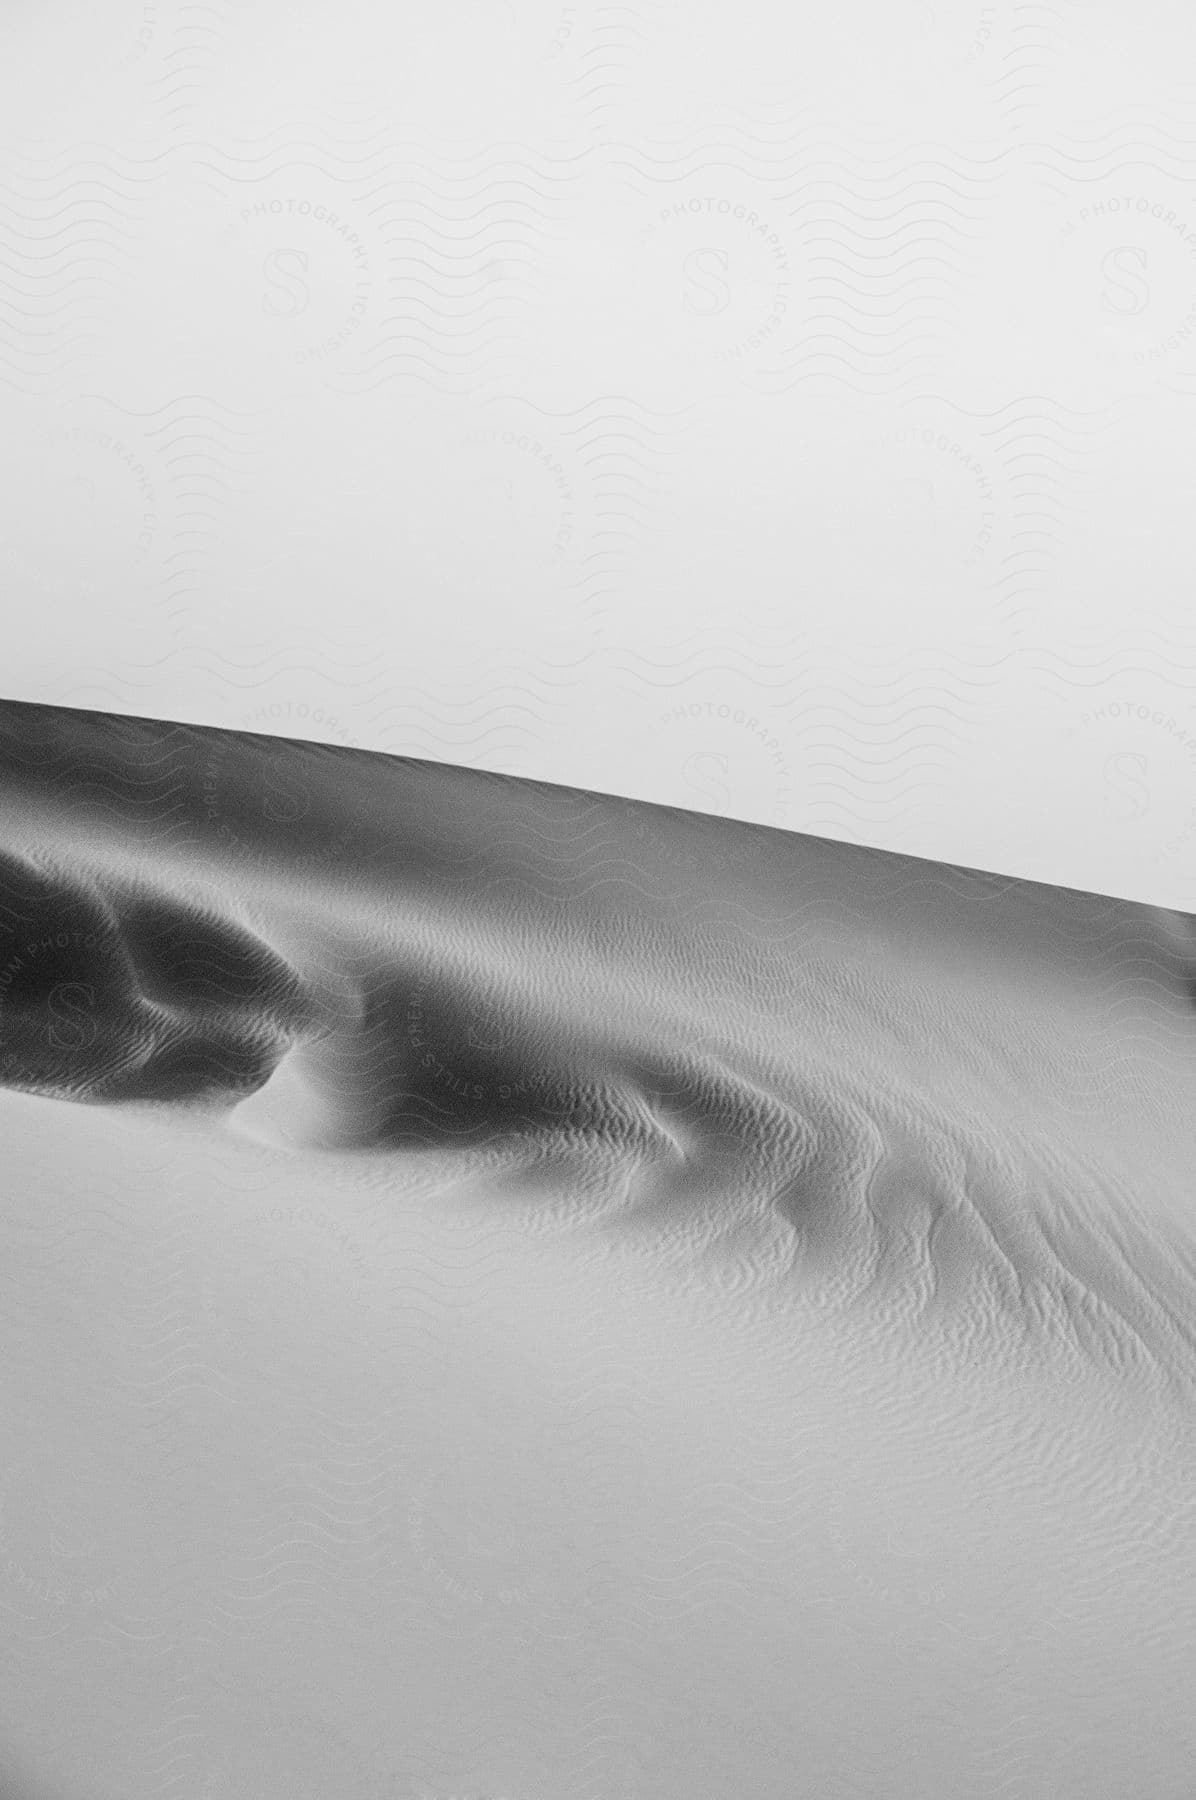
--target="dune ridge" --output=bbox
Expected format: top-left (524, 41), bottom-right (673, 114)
top-left (2, 699), bottom-right (1196, 1799)
top-left (0, 698), bottom-right (1193, 1403)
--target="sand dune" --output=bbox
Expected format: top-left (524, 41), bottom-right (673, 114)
top-left (0, 698), bottom-right (1194, 1799)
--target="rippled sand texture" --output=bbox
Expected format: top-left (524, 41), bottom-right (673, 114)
top-left (0, 697), bottom-right (1193, 1800)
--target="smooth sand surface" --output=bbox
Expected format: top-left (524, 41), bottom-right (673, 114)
top-left (0, 699), bottom-right (1193, 1799)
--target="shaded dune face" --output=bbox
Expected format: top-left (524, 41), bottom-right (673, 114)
top-left (0, 846), bottom-right (312, 1106)
top-left (1, 698), bottom-right (1194, 1400)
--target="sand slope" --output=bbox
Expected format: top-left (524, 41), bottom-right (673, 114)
top-left (0, 699), bottom-right (1193, 1799)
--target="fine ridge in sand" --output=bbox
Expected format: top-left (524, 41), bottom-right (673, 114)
top-left (0, 702), bottom-right (1193, 1400)
top-left (2, 699), bottom-right (1196, 1800)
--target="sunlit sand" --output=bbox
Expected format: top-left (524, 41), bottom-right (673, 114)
top-left (0, 700), bottom-right (1193, 1800)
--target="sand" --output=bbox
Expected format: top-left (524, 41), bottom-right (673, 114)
top-left (0, 697), bottom-right (1193, 1800)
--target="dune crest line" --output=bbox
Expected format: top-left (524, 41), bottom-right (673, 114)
top-left (0, 696), bottom-right (1193, 1400)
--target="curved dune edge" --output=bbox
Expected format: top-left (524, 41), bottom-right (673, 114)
top-left (2, 701), bottom-right (1196, 1799)
top-left (0, 698), bottom-right (1192, 1403)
